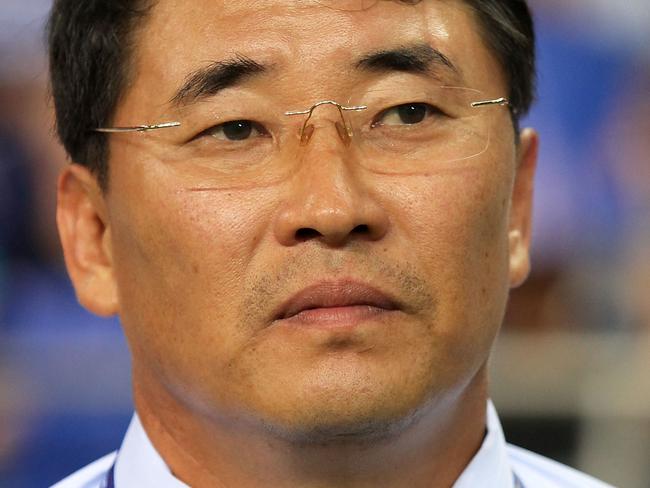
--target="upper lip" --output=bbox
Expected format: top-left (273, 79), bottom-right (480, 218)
top-left (273, 280), bottom-right (402, 321)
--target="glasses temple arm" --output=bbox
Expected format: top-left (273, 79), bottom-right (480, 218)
top-left (93, 122), bottom-right (181, 133)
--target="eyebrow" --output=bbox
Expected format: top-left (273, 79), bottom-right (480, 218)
top-left (355, 44), bottom-right (460, 81)
top-left (170, 44), bottom-right (458, 108)
top-left (170, 55), bottom-right (269, 107)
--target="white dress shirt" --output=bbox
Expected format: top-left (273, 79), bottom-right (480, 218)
top-left (51, 402), bottom-right (615, 488)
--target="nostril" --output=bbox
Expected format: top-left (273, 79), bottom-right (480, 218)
top-left (352, 224), bottom-right (370, 235)
top-left (295, 227), bottom-right (322, 242)
top-left (294, 224), bottom-right (371, 243)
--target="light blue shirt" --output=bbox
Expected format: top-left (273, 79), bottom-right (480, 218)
top-left (51, 402), bottom-right (614, 488)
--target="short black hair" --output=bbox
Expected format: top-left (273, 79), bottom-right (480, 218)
top-left (464, 0), bottom-right (536, 122)
top-left (48, 0), bottom-right (153, 188)
top-left (47, 0), bottom-right (535, 189)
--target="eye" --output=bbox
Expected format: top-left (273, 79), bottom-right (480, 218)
top-left (200, 120), bottom-right (268, 141)
top-left (373, 103), bottom-right (440, 127)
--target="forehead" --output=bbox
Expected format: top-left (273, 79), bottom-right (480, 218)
top-left (122, 0), bottom-right (503, 114)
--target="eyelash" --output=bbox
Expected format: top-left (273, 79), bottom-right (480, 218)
top-left (372, 102), bottom-right (444, 127)
top-left (194, 120), bottom-right (270, 142)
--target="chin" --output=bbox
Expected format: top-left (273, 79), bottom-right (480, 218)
top-left (259, 409), bottom-right (427, 447)
top-left (254, 385), bottom-right (435, 447)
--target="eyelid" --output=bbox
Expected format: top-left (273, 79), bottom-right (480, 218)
top-left (372, 102), bottom-right (438, 126)
top-left (192, 119), bottom-right (269, 142)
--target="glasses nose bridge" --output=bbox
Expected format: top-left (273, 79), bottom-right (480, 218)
top-left (285, 100), bottom-right (366, 147)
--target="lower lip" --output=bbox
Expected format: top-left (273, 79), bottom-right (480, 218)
top-left (276, 305), bottom-right (397, 330)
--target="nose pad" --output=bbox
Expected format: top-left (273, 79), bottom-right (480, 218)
top-left (300, 124), bottom-right (315, 145)
top-left (335, 121), bottom-right (352, 146)
top-left (291, 100), bottom-right (362, 147)
top-left (300, 120), bottom-right (351, 146)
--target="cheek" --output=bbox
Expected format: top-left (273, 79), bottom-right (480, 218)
top-left (384, 163), bottom-right (514, 342)
top-left (108, 180), bottom-right (277, 376)
top-left (390, 167), bottom-right (511, 264)
top-left (114, 190), bottom-right (266, 288)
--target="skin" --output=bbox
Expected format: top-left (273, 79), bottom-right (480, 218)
top-left (57, 1), bottom-right (538, 487)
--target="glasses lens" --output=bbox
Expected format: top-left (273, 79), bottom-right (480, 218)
top-left (126, 85), bottom-right (500, 191)
top-left (138, 99), bottom-right (291, 191)
top-left (343, 86), bottom-right (494, 174)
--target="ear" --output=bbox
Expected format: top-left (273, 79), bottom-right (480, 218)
top-left (57, 164), bottom-right (119, 316)
top-left (508, 128), bottom-right (538, 288)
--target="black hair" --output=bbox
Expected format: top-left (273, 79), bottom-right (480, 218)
top-left (47, 0), bottom-right (535, 189)
top-left (464, 0), bottom-right (536, 124)
top-left (48, 0), bottom-right (152, 188)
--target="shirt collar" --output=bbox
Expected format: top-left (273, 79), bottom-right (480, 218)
top-left (114, 414), bottom-right (188, 488)
top-left (115, 401), bottom-right (514, 488)
top-left (453, 401), bottom-right (515, 488)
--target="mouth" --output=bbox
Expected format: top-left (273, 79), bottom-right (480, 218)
top-left (272, 280), bottom-right (402, 326)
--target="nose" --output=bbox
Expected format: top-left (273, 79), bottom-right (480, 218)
top-left (273, 119), bottom-right (389, 248)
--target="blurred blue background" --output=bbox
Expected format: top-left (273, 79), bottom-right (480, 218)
top-left (1, 1), bottom-right (649, 486)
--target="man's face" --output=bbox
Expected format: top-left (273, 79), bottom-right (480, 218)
top-left (83, 0), bottom-right (534, 439)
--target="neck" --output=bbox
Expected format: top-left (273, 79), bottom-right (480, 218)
top-left (134, 369), bottom-right (489, 488)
